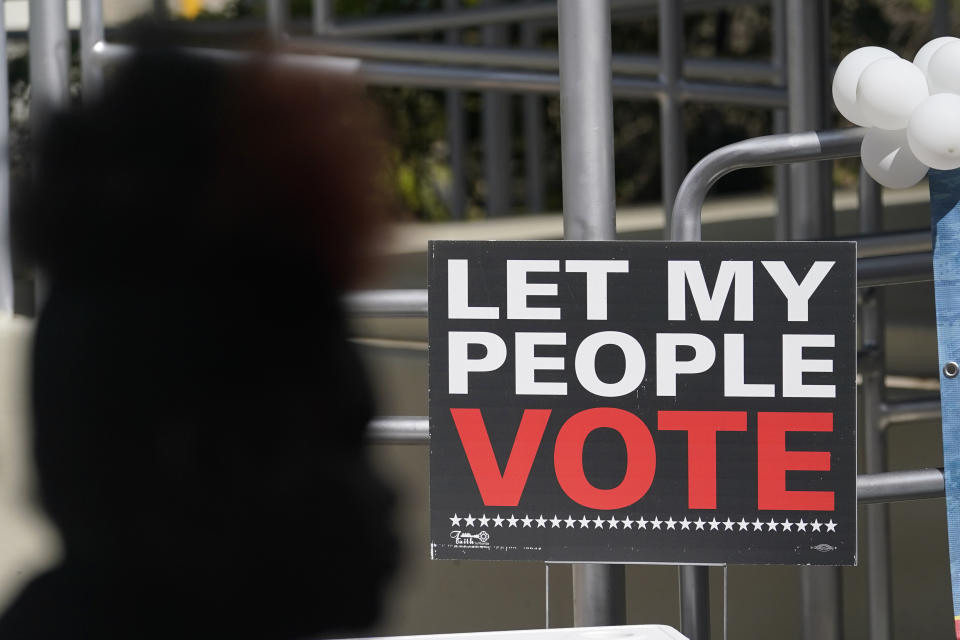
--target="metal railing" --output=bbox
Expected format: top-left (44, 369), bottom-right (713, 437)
top-left (15, 1), bottom-right (949, 640)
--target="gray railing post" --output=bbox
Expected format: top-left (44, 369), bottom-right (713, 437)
top-left (558, 0), bottom-right (624, 626)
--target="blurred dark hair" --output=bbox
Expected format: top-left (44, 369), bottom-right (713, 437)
top-left (4, 32), bottom-right (398, 640)
top-left (18, 34), bottom-right (392, 289)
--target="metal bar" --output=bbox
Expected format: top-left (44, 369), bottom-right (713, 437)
top-left (266, 0), bottom-right (288, 39)
top-left (292, 37), bottom-right (779, 83)
top-left (857, 252), bottom-right (933, 287)
top-left (859, 167), bottom-right (892, 640)
top-left (771, 0), bottom-right (789, 240)
top-left (664, 1), bottom-right (708, 635)
top-left (572, 564), bottom-right (625, 626)
top-left (30, 0), bottom-right (69, 309)
top-left (320, 0), bottom-right (762, 38)
top-left (80, 0), bottom-right (105, 99)
top-left (933, 0), bottom-right (951, 38)
top-left (558, 0), bottom-right (616, 242)
top-left (0, 2), bottom-right (10, 314)
top-left (367, 416), bottom-right (429, 443)
top-left (671, 128), bottom-right (864, 241)
top-left (659, 0), bottom-right (685, 239)
top-left (522, 12), bottom-right (545, 213)
top-left (799, 566), bottom-right (843, 640)
top-left (786, 0), bottom-right (832, 240)
top-left (679, 565), bottom-right (710, 640)
top-left (881, 397), bottom-right (942, 427)
top-left (559, 0), bottom-right (623, 626)
top-left (313, 0), bottom-right (333, 34)
top-left (852, 230), bottom-right (931, 258)
top-left (95, 43), bottom-right (787, 107)
top-left (29, 0), bottom-right (70, 130)
top-left (483, 0), bottom-right (511, 217)
top-left (343, 289), bottom-right (428, 317)
top-left (788, 6), bottom-right (839, 632)
top-left (858, 468), bottom-right (945, 503)
top-left (445, 0), bottom-right (467, 220)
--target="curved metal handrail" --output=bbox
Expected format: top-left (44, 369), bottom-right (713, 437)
top-left (671, 128), bottom-right (867, 241)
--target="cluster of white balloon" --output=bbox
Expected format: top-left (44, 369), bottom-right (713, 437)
top-left (834, 37), bottom-right (960, 189)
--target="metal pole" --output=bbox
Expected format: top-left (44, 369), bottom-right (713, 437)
top-left (482, 0), bottom-right (510, 217)
top-left (679, 565), bottom-right (710, 640)
top-left (671, 128), bottom-right (864, 241)
top-left (30, 0), bottom-right (70, 310)
top-left (522, 11), bottom-right (545, 213)
top-left (0, 4), bottom-right (11, 314)
top-left (771, 0), bottom-right (789, 240)
top-left (572, 565), bottom-right (625, 626)
top-left (97, 42), bottom-right (789, 106)
top-left (860, 167), bottom-right (892, 640)
top-left (662, 1), bottom-right (708, 633)
top-left (659, 0), bottom-right (685, 238)
top-left (298, 38), bottom-right (780, 82)
top-left (933, 0), bottom-right (951, 38)
top-left (445, 0), bottom-right (467, 220)
top-left (30, 0), bottom-right (70, 130)
top-left (313, 0), bottom-right (333, 34)
top-left (785, 0), bottom-right (832, 239)
top-left (558, 0), bottom-right (616, 241)
top-left (789, 3), bottom-right (842, 633)
top-left (266, 0), bottom-right (288, 39)
top-left (321, 0), bottom-right (764, 38)
top-left (80, 0), bottom-right (105, 100)
top-left (558, 0), bottom-right (622, 625)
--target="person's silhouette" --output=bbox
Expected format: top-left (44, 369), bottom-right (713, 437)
top-left (0, 34), bottom-right (398, 640)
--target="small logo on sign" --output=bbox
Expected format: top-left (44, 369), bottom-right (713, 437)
top-left (450, 530), bottom-right (490, 548)
top-left (812, 543), bottom-right (836, 552)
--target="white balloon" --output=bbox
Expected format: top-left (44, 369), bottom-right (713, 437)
top-left (832, 46), bottom-right (897, 126)
top-left (860, 128), bottom-right (928, 189)
top-left (914, 36), bottom-right (959, 77)
top-left (927, 40), bottom-right (960, 94)
top-left (907, 93), bottom-right (960, 170)
top-left (857, 57), bottom-right (929, 129)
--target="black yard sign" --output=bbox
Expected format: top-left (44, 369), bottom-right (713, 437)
top-left (428, 241), bottom-right (856, 566)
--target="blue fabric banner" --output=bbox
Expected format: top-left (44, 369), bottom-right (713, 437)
top-left (928, 169), bottom-right (960, 638)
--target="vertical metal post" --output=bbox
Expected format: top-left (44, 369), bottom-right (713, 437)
top-left (313, 0), bottom-right (333, 34)
top-left (800, 565), bottom-right (844, 640)
top-left (0, 3), bottom-right (12, 314)
top-left (30, 0), bottom-right (70, 309)
top-left (771, 0), bottom-right (790, 240)
top-left (933, 0), bottom-right (951, 38)
top-left (788, 2), bottom-right (842, 632)
top-left (659, 0), bottom-right (685, 237)
top-left (785, 0), bottom-right (832, 239)
top-left (661, 1), bottom-right (709, 635)
top-left (266, 0), bottom-right (288, 39)
top-left (80, 0), bottom-right (105, 100)
top-left (522, 15), bottom-right (545, 213)
top-left (445, 0), bottom-right (467, 220)
top-left (559, 1), bottom-right (622, 623)
top-left (483, 0), bottom-right (511, 217)
top-left (860, 167), bottom-right (892, 640)
top-left (679, 566), bottom-right (710, 640)
top-left (558, 0), bottom-right (616, 241)
top-left (29, 0), bottom-right (70, 131)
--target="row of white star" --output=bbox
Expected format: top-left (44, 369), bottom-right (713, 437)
top-left (448, 513), bottom-right (838, 533)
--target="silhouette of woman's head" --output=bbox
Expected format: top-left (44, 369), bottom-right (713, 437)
top-left (10, 34), bottom-right (397, 640)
